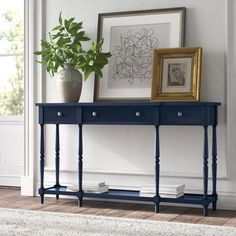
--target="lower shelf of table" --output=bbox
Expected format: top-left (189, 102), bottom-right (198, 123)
top-left (42, 187), bottom-right (217, 205)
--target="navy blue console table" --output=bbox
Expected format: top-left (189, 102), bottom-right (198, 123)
top-left (36, 102), bottom-right (220, 216)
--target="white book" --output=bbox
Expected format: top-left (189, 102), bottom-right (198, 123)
top-left (140, 184), bottom-right (185, 194)
top-left (160, 184), bottom-right (185, 193)
top-left (83, 181), bottom-right (105, 187)
top-left (67, 184), bottom-right (108, 193)
top-left (139, 192), bottom-right (155, 197)
top-left (139, 192), bottom-right (184, 198)
top-left (140, 190), bottom-right (185, 195)
top-left (67, 181), bottom-right (105, 191)
top-left (84, 185), bottom-right (108, 193)
top-left (160, 192), bottom-right (184, 198)
top-left (67, 185), bottom-right (79, 192)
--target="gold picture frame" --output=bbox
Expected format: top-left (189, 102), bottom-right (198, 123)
top-left (151, 47), bottom-right (202, 102)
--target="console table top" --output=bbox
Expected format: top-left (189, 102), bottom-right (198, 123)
top-left (36, 102), bottom-right (221, 107)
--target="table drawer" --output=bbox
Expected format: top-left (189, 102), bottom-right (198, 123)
top-left (160, 106), bottom-right (202, 125)
top-left (83, 106), bottom-right (154, 124)
top-left (43, 107), bottom-right (78, 124)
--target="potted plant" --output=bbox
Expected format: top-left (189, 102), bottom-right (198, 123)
top-left (34, 13), bottom-right (111, 102)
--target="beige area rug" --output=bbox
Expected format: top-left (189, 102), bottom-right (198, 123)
top-left (1, 208), bottom-right (236, 236)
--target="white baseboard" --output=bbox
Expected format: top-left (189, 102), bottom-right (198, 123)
top-left (217, 195), bottom-right (236, 210)
top-left (21, 176), bottom-right (34, 196)
top-left (0, 175), bottom-right (21, 187)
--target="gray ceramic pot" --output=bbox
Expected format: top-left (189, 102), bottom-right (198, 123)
top-left (56, 64), bottom-right (82, 103)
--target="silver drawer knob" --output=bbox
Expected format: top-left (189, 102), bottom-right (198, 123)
top-left (136, 112), bottom-right (141, 117)
top-left (57, 112), bottom-right (62, 117)
top-left (177, 112), bottom-right (183, 117)
top-left (92, 112), bottom-right (97, 117)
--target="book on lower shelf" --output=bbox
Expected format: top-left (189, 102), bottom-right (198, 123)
top-left (139, 184), bottom-right (185, 198)
top-left (140, 184), bottom-right (185, 194)
top-left (160, 192), bottom-right (184, 198)
top-left (84, 185), bottom-right (109, 193)
top-left (139, 192), bottom-right (184, 198)
top-left (67, 181), bottom-right (109, 193)
top-left (83, 181), bottom-right (106, 188)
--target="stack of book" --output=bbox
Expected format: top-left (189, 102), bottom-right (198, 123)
top-left (83, 181), bottom-right (109, 193)
top-left (139, 184), bottom-right (185, 198)
top-left (67, 181), bottom-right (109, 193)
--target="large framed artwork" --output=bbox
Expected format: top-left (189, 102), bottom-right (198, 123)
top-left (94, 7), bottom-right (186, 101)
top-left (151, 47), bottom-right (202, 102)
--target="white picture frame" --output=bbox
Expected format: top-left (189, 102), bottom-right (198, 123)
top-left (95, 8), bottom-right (186, 102)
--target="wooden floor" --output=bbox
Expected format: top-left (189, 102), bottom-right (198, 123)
top-left (1, 187), bottom-right (236, 227)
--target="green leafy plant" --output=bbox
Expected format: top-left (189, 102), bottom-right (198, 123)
top-left (34, 13), bottom-right (111, 80)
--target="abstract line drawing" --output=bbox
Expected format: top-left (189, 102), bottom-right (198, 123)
top-left (111, 28), bottom-right (159, 85)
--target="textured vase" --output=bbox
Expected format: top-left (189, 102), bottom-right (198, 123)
top-left (56, 64), bottom-right (82, 103)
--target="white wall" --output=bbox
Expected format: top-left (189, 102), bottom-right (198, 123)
top-left (28, 0), bottom-right (236, 209)
top-left (0, 118), bottom-right (24, 186)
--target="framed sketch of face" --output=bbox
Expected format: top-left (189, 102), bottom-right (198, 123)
top-left (151, 47), bottom-right (202, 102)
top-left (94, 7), bottom-right (186, 101)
